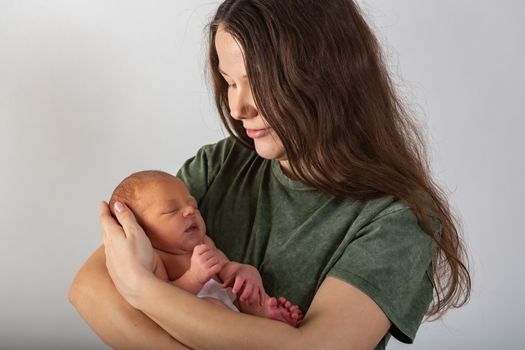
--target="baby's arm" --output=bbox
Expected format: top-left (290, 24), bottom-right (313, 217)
top-left (203, 235), bottom-right (229, 265)
top-left (170, 244), bottom-right (225, 294)
top-left (219, 261), bottom-right (265, 304)
top-left (202, 236), bottom-right (303, 326)
top-left (203, 236), bottom-right (265, 305)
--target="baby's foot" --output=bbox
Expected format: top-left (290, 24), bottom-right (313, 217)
top-left (266, 297), bottom-right (304, 327)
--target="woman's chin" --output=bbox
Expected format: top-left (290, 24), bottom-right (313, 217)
top-left (253, 140), bottom-right (285, 161)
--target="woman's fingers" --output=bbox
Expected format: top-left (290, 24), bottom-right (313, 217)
top-left (99, 200), bottom-right (112, 219)
top-left (101, 201), bottom-right (156, 273)
top-left (100, 202), bottom-right (121, 234)
top-left (99, 202), bottom-right (127, 248)
top-left (111, 201), bottom-right (140, 238)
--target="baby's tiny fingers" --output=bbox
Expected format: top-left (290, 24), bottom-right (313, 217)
top-left (232, 278), bottom-right (245, 294)
top-left (206, 257), bottom-right (218, 267)
top-left (240, 284), bottom-right (254, 302)
top-left (200, 250), bottom-right (214, 261)
top-left (221, 276), bottom-right (233, 288)
top-left (259, 289), bottom-right (265, 307)
top-left (208, 263), bottom-right (222, 276)
top-left (248, 287), bottom-right (259, 304)
top-left (194, 244), bottom-right (209, 255)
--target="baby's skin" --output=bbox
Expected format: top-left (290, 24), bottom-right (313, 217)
top-left (109, 170), bottom-right (303, 327)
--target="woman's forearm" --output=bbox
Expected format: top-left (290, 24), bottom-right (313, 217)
top-left (132, 275), bottom-right (303, 350)
top-left (69, 245), bottom-right (189, 350)
top-left (100, 202), bottom-right (389, 350)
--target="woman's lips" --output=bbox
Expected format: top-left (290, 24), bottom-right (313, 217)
top-left (246, 127), bottom-right (271, 138)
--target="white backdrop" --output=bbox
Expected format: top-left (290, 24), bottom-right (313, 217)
top-left (0, 1), bottom-right (523, 349)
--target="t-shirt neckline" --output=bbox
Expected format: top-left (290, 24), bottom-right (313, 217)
top-left (270, 160), bottom-right (316, 191)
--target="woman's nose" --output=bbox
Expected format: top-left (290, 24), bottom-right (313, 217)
top-left (229, 87), bottom-right (258, 120)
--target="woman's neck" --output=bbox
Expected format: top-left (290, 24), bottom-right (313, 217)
top-left (279, 160), bottom-right (296, 179)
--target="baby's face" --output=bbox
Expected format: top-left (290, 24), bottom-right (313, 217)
top-left (137, 177), bottom-right (206, 254)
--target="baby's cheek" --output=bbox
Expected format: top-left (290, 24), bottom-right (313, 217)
top-left (198, 215), bottom-right (207, 233)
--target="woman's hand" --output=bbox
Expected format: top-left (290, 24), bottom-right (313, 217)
top-left (100, 201), bottom-right (157, 307)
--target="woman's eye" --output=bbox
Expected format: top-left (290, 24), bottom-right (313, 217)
top-left (221, 75), bottom-right (236, 88)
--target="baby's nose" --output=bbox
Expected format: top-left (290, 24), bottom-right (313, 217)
top-left (182, 206), bottom-right (195, 216)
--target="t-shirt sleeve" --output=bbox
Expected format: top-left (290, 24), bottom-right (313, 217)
top-left (328, 207), bottom-right (440, 344)
top-left (176, 137), bottom-right (234, 203)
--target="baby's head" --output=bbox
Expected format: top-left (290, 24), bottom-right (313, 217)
top-left (109, 170), bottom-right (206, 254)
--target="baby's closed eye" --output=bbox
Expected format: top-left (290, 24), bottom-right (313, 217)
top-left (161, 208), bottom-right (179, 215)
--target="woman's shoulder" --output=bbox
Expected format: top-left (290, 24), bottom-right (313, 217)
top-left (351, 195), bottom-right (441, 237)
top-left (177, 137), bottom-right (258, 200)
top-left (356, 195), bottom-right (409, 222)
top-left (328, 196), bottom-right (439, 344)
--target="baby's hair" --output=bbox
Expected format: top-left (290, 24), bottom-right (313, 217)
top-left (108, 170), bottom-right (177, 219)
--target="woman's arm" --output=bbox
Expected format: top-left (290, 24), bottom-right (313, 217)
top-left (68, 246), bottom-right (189, 350)
top-left (103, 202), bottom-right (392, 350)
top-left (135, 274), bottom-right (390, 350)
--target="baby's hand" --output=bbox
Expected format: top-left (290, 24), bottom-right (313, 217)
top-left (189, 244), bottom-right (225, 284)
top-left (221, 263), bottom-right (265, 306)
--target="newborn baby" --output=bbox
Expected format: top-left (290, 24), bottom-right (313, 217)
top-left (109, 170), bottom-right (302, 326)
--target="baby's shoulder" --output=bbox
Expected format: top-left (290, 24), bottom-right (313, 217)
top-left (155, 248), bottom-right (191, 280)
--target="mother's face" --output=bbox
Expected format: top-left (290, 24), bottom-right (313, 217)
top-left (214, 26), bottom-right (288, 166)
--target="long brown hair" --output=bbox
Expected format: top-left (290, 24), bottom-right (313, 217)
top-left (207, 0), bottom-right (470, 319)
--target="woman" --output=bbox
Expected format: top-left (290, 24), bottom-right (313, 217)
top-left (70, 1), bottom-right (471, 349)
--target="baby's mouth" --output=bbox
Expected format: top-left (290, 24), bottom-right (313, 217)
top-left (184, 223), bottom-right (199, 233)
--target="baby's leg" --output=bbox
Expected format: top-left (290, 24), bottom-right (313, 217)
top-left (236, 294), bottom-right (303, 327)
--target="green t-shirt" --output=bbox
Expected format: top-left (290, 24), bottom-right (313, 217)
top-left (177, 137), bottom-right (439, 349)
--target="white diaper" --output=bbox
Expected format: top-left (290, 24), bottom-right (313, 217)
top-left (196, 279), bottom-right (239, 312)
